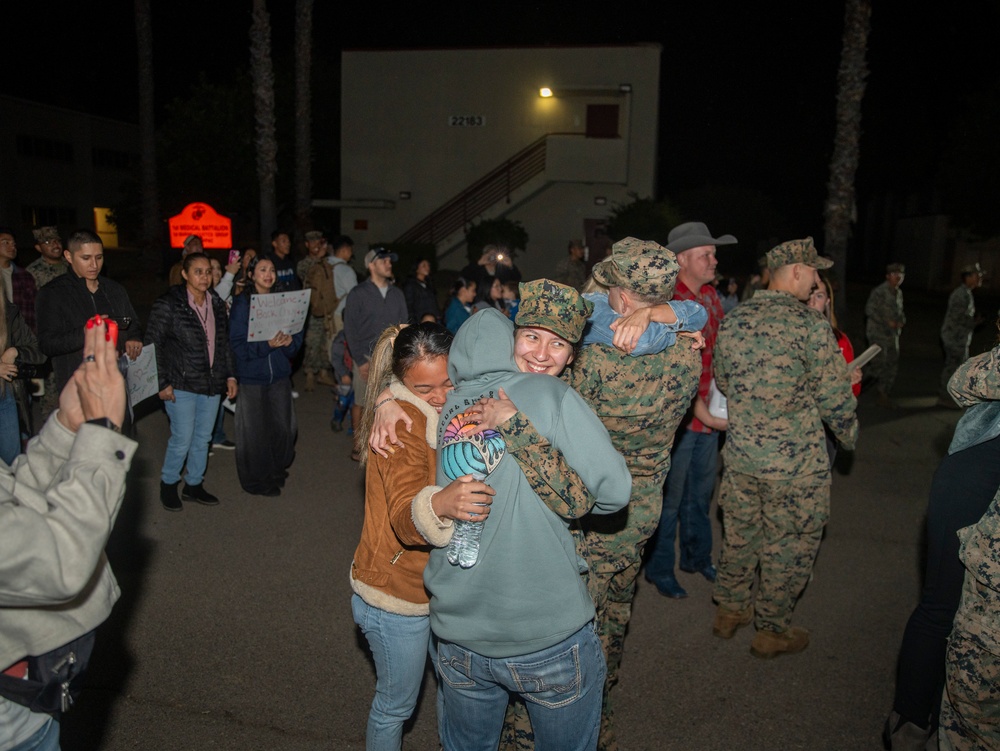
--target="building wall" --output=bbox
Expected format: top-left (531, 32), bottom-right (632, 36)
top-left (0, 96), bottom-right (138, 247)
top-left (340, 45), bottom-right (661, 279)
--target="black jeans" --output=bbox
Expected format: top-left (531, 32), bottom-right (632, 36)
top-left (234, 380), bottom-right (297, 494)
top-left (892, 434), bottom-right (1000, 728)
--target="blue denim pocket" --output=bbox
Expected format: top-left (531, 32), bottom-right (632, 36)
top-left (506, 643), bottom-right (582, 709)
top-left (437, 641), bottom-right (476, 689)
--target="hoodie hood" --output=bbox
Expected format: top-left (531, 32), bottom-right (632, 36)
top-left (447, 309), bottom-right (518, 394)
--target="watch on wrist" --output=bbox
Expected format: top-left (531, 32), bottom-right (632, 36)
top-left (85, 417), bottom-right (122, 434)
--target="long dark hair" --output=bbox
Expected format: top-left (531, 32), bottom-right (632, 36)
top-left (357, 322), bottom-right (453, 465)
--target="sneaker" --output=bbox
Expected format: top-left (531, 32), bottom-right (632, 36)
top-left (644, 572), bottom-right (687, 599)
top-left (712, 605), bottom-right (753, 639)
top-left (212, 440), bottom-right (236, 450)
top-left (160, 481), bottom-right (182, 512)
top-left (182, 483), bottom-right (220, 506)
top-left (749, 626), bottom-right (810, 659)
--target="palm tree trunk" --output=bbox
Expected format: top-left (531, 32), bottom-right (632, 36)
top-left (294, 0), bottom-right (314, 232)
top-left (134, 0), bottom-right (160, 252)
top-left (250, 0), bottom-right (278, 250)
top-left (825, 0), bottom-right (872, 322)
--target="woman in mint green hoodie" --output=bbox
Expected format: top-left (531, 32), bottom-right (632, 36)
top-left (425, 300), bottom-right (631, 751)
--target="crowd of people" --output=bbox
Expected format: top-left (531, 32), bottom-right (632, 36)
top-left (0, 219), bottom-right (997, 751)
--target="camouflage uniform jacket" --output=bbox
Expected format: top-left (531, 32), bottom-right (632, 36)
top-left (949, 344), bottom-right (1000, 407)
top-left (941, 284), bottom-right (975, 348)
top-left (715, 290), bottom-right (858, 479)
top-left (25, 258), bottom-right (67, 290)
top-left (565, 343), bottom-right (701, 480)
top-left (865, 281), bottom-right (905, 341)
top-left (554, 256), bottom-right (587, 291)
top-left (954, 487), bottom-right (1000, 649)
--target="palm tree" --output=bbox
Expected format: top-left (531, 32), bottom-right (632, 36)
top-left (134, 0), bottom-right (160, 251)
top-left (294, 0), bottom-right (314, 232)
top-left (824, 0), bottom-right (872, 321)
top-left (250, 0), bottom-right (278, 250)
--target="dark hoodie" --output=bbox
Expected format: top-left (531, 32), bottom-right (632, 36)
top-left (424, 309), bottom-right (631, 658)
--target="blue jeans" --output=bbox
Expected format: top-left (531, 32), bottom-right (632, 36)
top-left (351, 594), bottom-right (432, 751)
top-left (162, 391), bottom-right (221, 485)
top-left (8, 715), bottom-right (60, 751)
top-left (0, 388), bottom-right (19, 466)
top-left (436, 622), bottom-right (605, 751)
top-left (646, 429), bottom-right (719, 582)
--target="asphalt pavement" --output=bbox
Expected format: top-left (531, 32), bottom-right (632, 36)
top-left (58, 283), bottom-right (998, 750)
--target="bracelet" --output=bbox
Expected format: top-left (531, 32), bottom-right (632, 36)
top-left (373, 397), bottom-right (394, 411)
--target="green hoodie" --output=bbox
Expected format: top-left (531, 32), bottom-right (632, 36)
top-left (424, 309), bottom-right (631, 658)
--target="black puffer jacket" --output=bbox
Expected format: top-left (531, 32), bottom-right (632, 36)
top-left (144, 286), bottom-right (235, 395)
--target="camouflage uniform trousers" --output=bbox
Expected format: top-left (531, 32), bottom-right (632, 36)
top-left (713, 470), bottom-right (829, 633)
top-left (867, 332), bottom-right (900, 395)
top-left (586, 473), bottom-right (663, 751)
top-left (303, 314), bottom-right (331, 373)
top-left (940, 337), bottom-right (971, 400)
top-left (938, 573), bottom-right (1000, 750)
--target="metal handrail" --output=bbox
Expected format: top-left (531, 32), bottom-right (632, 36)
top-left (395, 135), bottom-right (548, 245)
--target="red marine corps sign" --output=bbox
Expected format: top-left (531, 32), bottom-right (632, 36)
top-left (168, 203), bottom-right (232, 248)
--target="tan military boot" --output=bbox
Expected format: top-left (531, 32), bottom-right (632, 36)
top-left (712, 605), bottom-right (753, 639)
top-left (304, 371), bottom-right (316, 392)
top-left (749, 626), bottom-right (809, 659)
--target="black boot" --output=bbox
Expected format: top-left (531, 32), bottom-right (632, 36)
top-left (182, 483), bottom-right (220, 506)
top-left (160, 481), bottom-right (182, 512)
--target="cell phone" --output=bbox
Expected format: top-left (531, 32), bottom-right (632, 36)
top-left (495, 253), bottom-right (505, 262)
top-left (105, 318), bottom-right (119, 347)
top-left (228, 249), bottom-right (241, 265)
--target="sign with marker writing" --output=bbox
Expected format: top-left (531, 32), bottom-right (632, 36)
top-left (247, 290), bottom-right (312, 341)
top-left (126, 344), bottom-right (159, 406)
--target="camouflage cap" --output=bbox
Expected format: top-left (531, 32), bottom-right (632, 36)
top-left (515, 279), bottom-right (594, 344)
top-left (886, 262), bottom-right (906, 274)
top-left (766, 237), bottom-right (833, 271)
top-left (304, 230), bottom-right (323, 241)
top-left (32, 226), bottom-right (60, 243)
top-left (591, 237), bottom-right (679, 298)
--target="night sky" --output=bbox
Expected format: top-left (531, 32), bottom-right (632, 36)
top-left (4, 1), bottom-right (996, 260)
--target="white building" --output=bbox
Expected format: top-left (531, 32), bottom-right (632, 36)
top-left (338, 44), bottom-right (661, 280)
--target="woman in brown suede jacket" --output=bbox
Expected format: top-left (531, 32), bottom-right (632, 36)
top-left (350, 322), bottom-right (494, 751)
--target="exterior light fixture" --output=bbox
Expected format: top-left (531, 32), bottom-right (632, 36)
top-left (594, 196), bottom-right (607, 206)
top-left (619, 83), bottom-right (633, 93)
top-left (539, 87), bottom-right (553, 98)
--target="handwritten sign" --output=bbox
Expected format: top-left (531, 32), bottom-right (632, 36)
top-left (126, 344), bottom-right (160, 406)
top-left (168, 202), bottom-right (233, 249)
top-left (247, 290), bottom-right (312, 341)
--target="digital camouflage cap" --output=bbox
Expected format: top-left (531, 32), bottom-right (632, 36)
top-left (592, 237), bottom-right (679, 298)
top-left (765, 237), bottom-right (833, 271)
top-left (32, 226), bottom-right (60, 244)
top-left (515, 279), bottom-right (595, 344)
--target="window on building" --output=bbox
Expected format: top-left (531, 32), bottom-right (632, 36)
top-left (16, 135), bottom-right (74, 162)
top-left (585, 105), bottom-right (619, 139)
top-left (92, 148), bottom-right (137, 170)
top-left (21, 206), bottom-right (77, 227)
top-left (93, 208), bottom-right (118, 248)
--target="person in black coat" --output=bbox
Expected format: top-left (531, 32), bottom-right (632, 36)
top-left (35, 229), bottom-right (143, 391)
top-left (402, 258), bottom-right (440, 323)
top-left (144, 253), bottom-right (237, 511)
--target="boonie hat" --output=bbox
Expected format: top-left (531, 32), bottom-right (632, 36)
top-left (364, 247), bottom-right (398, 266)
top-left (515, 279), bottom-right (594, 344)
top-left (666, 221), bottom-right (738, 254)
top-left (592, 237), bottom-right (679, 298)
top-left (766, 237), bottom-right (833, 271)
top-left (32, 226), bottom-right (60, 244)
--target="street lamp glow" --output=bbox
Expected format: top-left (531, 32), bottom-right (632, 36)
top-left (539, 87), bottom-right (553, 98)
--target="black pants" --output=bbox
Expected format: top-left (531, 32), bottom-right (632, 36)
top-left (892, 434), bottom-right (1000, 728)
top-left (234, 380), bottom-right (297, 494)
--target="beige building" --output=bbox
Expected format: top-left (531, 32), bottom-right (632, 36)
top-left (0, 95), bottom-right (138, 248)
top-left (338, 45), bottom-right (661, 279)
